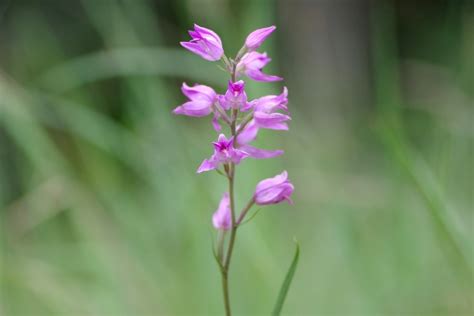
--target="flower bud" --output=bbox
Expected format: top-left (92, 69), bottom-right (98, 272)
top-left (212, 193), bottom-right (231, 230)
top-left (245, 26), bottom-right (276, 50)
top-left (236, 52), bottom-right (282, 82)
top-left (254, 171), bottom-right (294, 205)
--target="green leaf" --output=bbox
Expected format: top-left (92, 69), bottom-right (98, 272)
top-left (272, 240), bottom-right (300, 316)
top-left (239, 208), bottom-right (262, 226)
top-left (215, 168), bottom-right (227, 177)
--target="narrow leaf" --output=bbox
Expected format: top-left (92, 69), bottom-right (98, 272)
top-left (239, 208), bottom-right (262, 226)
top-left (209, 229), bottom-right (224, 272)
top-left (272, 240), bottom-right (300, 316)
top-left (215, 168), bottom-right (227, 177)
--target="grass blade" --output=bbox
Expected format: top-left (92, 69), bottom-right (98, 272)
top-left (272, 240), bottom-right (300, 316)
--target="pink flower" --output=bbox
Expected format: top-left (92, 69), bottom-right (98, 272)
top-left (218, 80), bottom-right (247, 110)
top-left (245, 26), bottom-right (276, 50)
top-left (237, 87), bottom-right (290, 142)
top-left (180, 24), bottom-right (224, 61)
top-left (253, 88), bottom-right (290, 131)
top-left (233, 87), bottom-right (290, 159)
top-left (236, 52), bottom-right (282, 82)
top-left (212, 193), bottom-right (232, 230)
top-left (173, 83), bottom-right (217, 117)
top-left (254, 171), bottom-right (294, 205)
top-left (197, 134), bottom-right (249, 173)
top-left (248, 87), bottom-right (289, 113)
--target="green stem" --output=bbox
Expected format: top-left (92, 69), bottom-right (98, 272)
top-left (220, 163), bottom-right (236, 316)
top-left (216, 230), bottom-right (225, 263)
top-left (221, 271), bottom-right (231, 316)
top-left (236, 199), bottom-right (255, 225)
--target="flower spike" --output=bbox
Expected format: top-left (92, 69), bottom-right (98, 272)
top-left (174, 24), bottom-right (296, 315)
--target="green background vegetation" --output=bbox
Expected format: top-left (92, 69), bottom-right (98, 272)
top-left (1, 0), bottom-right (472, 315)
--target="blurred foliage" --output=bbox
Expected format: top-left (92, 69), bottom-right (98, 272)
top-left (0, 0), bottom-right (473, 315)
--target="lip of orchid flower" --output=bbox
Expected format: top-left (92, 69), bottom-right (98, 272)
top-left (228, 80), bottom-right (246, 99)
top-left (180, 24), bottom-right (224, 61)
top-left (212, 192), bottom-right (232, 230)
top-left (236, 51), bottom-right (283, 82)
top-left (212, 134), bottom-right (234, 151)
top-left (218, 80), bottom-right (248, 110)
top-left (245, 26), bottom-right (277, 50)
top-left (254, 171), bottom-right (294, 205)
top-left (173, 83), bottom-right (217, 117)
top-left (197, 134), bottom-right (249, 173)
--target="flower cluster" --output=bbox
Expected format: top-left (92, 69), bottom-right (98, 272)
top-left (173, 24), bottom-right (294, 231)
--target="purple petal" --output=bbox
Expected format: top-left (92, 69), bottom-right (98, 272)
top-left (240, 51), bottom-right (271, 68)
top-left (255, 183), bottom-right (294, 205)
top-left (254, 171), bottom-right (294, 205)
top-left (230, 149), bottom-right (250, 164)
top-left (218, 95), bottom-right (231, 110)
top-left (180, 41), bottom-right (213, 61)
top-left (241, 101), bottom-right (253, 112)
top-left (254, 111), bottom-right (290, 130)
top-left (193, 24), bottom-right (223, 46)
top-left (246, 69), bottom-right (283, 82)
top-left (197, 159), bottom-right (218, 173)
top-left (237, 52), bottom-right (283, 82)
top-left (188, 30), bottom-right (201, 39)
top-left (180, 40), bottom-right (223, 61)
top-left (240, 144), bottom-right (283, 159)
top-left (220, 80), bottom-right (247, 110)
top-left (212, 113), bottom-right (221, 131)
top-left (212, 192), bottom-right (231, 230)
top-left (236, 120), bottom-right (259, 144)
top-left (245, 26), bottom-right (276, 50)
top-left (256, 171), bottom-right (288, 192)
top-left (217, 133), bottom-right (230, 145)
top-left (251, 87), bottom-right (289, 113)
top-left (172, 100), bottom-right (212, 117)
top-left (181, 83), bottom-right (216, 102)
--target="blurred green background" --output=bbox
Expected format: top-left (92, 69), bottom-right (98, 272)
top-left (0, 0), bottom-right (473, 315)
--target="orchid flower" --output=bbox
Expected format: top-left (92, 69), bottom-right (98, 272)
top-left (237, 51), bottom-right (282, 82)
top-left (173, 83), bottom-right (217, 117)
top-left (180, 24), bottom-right (224, 61)
top-left (197, 134), bottom-right (249, 173)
